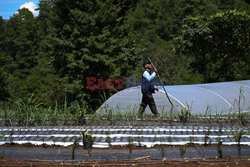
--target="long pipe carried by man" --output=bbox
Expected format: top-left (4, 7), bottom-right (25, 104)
top-left (147, 57), bottom-right (174, 107)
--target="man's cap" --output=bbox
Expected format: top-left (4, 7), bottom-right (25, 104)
top-left (143, 61), bottom-right (151, 67)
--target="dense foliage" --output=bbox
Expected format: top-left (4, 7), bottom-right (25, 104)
top-left (0, 0), bottom-right (249, 112)
top-left (176, 10), bottom-right (250, 82)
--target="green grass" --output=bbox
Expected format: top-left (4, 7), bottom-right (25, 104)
top-left (0, 96), bottom-right (83, 126)
top-left (0, 96), bottom-right (249, 127)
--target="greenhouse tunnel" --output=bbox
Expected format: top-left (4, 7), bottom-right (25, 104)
top-left (97, 80), bottom-right (250, 115)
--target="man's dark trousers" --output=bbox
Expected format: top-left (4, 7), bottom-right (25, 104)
top-left (138, 90), bottom-right (158, 116)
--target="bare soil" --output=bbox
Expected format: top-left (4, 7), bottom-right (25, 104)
top-left (0, 157), bottom-right (249, 167)
top-left (0, 143), bottom-right (249, 166)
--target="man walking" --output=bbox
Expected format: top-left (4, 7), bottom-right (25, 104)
top-left (138, 61), bottom-right (159, 117)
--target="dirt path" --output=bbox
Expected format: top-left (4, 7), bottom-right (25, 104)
top-left (0, 144), bottom-right (249, 160)
top-left (0, 157), bottom-right (249, 167)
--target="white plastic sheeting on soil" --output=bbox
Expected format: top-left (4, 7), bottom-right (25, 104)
top-left (1, 126), bottom-right (249, 148)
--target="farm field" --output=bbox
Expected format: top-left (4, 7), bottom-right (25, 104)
top-left (1, 0), bottom-right (250, 166)
top-left (0, 114), bottom-right (249, 166)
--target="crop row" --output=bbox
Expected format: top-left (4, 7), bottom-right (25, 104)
top-left (0, 126), bottom-right (249, 148)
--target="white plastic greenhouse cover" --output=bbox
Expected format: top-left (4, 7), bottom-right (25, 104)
top-left (97, 80), bottom-right (250, 115)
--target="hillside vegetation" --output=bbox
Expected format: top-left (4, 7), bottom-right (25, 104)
top-left (0, 0), bottom-right (249, 112)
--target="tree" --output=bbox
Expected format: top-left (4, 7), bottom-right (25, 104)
top-left (0, 16), bottom-right (6, 62)
top-left (37, 0), bottom-right (53, 38)
top-left (176, 10), bottom-right (250, 82)
top-left (0, 68), bottom-right (10, 101)
top-left (0, 16), bottom-right (10, 100)
top-left (4, 8), bottom-right (39, 99)
top-left (126, 0), bottom-right (221, 85)
top-left (47, 0), bottom-right (139, 110)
